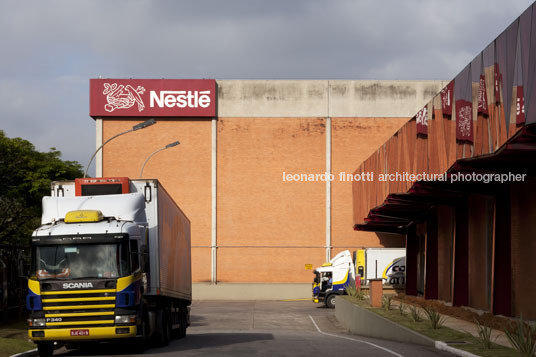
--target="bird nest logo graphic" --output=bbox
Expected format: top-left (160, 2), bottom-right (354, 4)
top-left (103, 83), bottom-right (146, 112)
top-left (458, 105), bottom-right (472, 137)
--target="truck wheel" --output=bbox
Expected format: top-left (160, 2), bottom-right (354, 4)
top-left (157, 309), bottom-right (171, 346)
top-left (135, 309), bottom-right (150, 350)
top-left (178, 309), bottom-right (187, 339)
top-left (326, 294), bottom-right (336, 308)
top-left (37, 342), bottom-right (54, 357)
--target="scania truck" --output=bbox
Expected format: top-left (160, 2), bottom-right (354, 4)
top-left (312, 250), bottom-right (356, 308)
top-left (26, 177), bottom-right (191, 356)
top-left (312, 248), bottom-right (406, 308)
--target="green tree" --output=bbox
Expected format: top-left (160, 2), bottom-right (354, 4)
top-left (0, 130), bottom-right (83, 245)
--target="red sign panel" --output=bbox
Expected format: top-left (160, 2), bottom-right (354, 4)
top-left (415, 106), bottom-right (428, 136)
top-left (516, 86), bottom-right (525, 124)
top-left (478, 75), bottom-right (489, 115)
top-left (75, 177), bottom-right (130, 196)
top-left (90, 79), bottom-right (216, 117)
top-left (440, 81), bottom-right (454, 116)
top-left (455, 99), bottom-right (473, 142)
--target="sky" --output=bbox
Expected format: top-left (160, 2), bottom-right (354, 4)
top-left (0, 0), bottom-right (533, 176)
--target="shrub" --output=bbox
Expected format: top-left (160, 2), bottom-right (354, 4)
top-left (423, 306), bottom-right (447, 329)
top-left (382, 295), bottom-right (393, 312)
top-left (346, 285), bottom-right (357, 297)
top-left (346, 285), bottom-right (365, 301)
top-left (474, 318), bottom-right (493, 350)
top-left (409, 305), bottom-right (423, 322)
top-left (504, 316), bottom-right (536, 357)
top-left (398, 303), bottom-right (406, 316)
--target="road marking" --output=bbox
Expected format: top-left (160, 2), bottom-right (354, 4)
top-left (308, 315), bottom-right (404, 357)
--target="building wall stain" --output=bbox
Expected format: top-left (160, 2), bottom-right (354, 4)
top-left (241, 83), bottom-right (305, 102)
top-left (424, 85), bottom-right (441, 99)
top-left (331, 84), bottom-right (348, 97)
top-left (355, 83), bottom-right (417, 100)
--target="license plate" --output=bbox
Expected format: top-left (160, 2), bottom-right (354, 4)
top-left (70, 329), bottom-right (89, 336)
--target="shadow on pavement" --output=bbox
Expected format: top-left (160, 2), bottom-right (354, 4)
top-left (54, 332), bottom-right (275, 355)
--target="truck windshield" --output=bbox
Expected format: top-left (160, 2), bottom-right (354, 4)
top-left (32, 243), bottom-right (130, 280)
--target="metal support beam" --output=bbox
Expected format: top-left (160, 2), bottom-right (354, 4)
top-left (326, 83), bottom-right (331, 262)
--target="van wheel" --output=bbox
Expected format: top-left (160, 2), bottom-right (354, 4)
top-left (326, 294), bottom-right (336, 308)
top-left (37, 342), bottom-right (54, 357)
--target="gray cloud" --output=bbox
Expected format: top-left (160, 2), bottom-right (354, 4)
top-left (0, 0), bottom-right (533, 175)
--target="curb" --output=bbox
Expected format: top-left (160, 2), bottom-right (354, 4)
top-left (334, 298), bottom-right (485, 357)
top-left (435, 341), bottom-right (479, 357)
top-left (9, 348), bottom-right (38, 357)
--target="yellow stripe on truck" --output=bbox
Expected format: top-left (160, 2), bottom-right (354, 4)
top-left (45, 312), bottom-right (114, 318)
top-left (43, 304), bottom-right (115, 310)
top-left (29, 326), bottom-right (137, 341)
top-left (42, 297), bottom-right (115, 303)
top-left (46, 320), bottom-right (115, 326)
top-left (116, 272), bottom-right (141, 292)
top-left (28, 279), bottom-right (40, 295)
top-left (333, 270), bottom-right (349, 286)
top-left (41, 289), bottom-right (115, 295)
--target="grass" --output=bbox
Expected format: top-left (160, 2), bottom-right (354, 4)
top-left (342, 296), bottom-right (518, 357)
top-left (0, 318), bottom-right (35, 357)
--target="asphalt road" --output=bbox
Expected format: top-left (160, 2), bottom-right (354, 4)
top-left (53, 300), bottom-right (454, 357)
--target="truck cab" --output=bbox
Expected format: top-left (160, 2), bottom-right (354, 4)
top-left (27, 178), bottom-right (191, 356)
top-left (312, 250), bottom-right (356, 308)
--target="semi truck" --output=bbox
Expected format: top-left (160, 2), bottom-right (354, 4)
top-left (312, 250), bottom-right (356, 308)
top-left (312, 248), bottom-right (405, 308)
top-left (26, 177), bottom-right (191, 356)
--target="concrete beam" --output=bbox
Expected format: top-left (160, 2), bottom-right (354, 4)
top-left (217, 80), bottom-right (447, 118)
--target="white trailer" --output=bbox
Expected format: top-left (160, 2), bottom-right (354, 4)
top-left (359, 248), bottom-right (406, 286)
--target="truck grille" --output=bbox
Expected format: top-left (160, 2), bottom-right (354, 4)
top-left (41, 289), bottom-right (116, 329)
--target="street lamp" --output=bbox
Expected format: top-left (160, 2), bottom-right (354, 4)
top-left (139, 141), bottom-right (180, 178)
top-left (84, 119), bottom-right (156, 178)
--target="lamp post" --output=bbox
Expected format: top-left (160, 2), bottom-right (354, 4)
top-left (84, 119), bottom-right (156, 178)
top-left (139, 141), bottom-right (180, 178)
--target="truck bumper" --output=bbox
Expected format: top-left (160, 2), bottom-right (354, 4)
top-left (29, 326), bottom-right (137, 342)
top-left (313, 292), bottom-right (326, 304)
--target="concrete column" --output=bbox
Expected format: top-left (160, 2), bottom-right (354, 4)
top-left (453, 199), bottom-right (469, 307)
top-left (211, 117), bottom-right (217, 284)
top-left (405, 225), bottom-right (418, 296)
top-left (492, 187), bottom-right (511, 316)
top-left (95, 118), bottom-right (103, 177)
top-left (326, 83), bottom-right (331, 262)
top-left (425, 209), bottom-right (438, 300)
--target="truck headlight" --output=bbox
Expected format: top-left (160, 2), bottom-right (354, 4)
top-left (28, 318), bottom-right (46, 327)
top-left (115, 315), bottom-right (137, 324)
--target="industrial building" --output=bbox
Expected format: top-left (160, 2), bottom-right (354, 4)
top-left (90, 79), bottom-right (444, 299)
